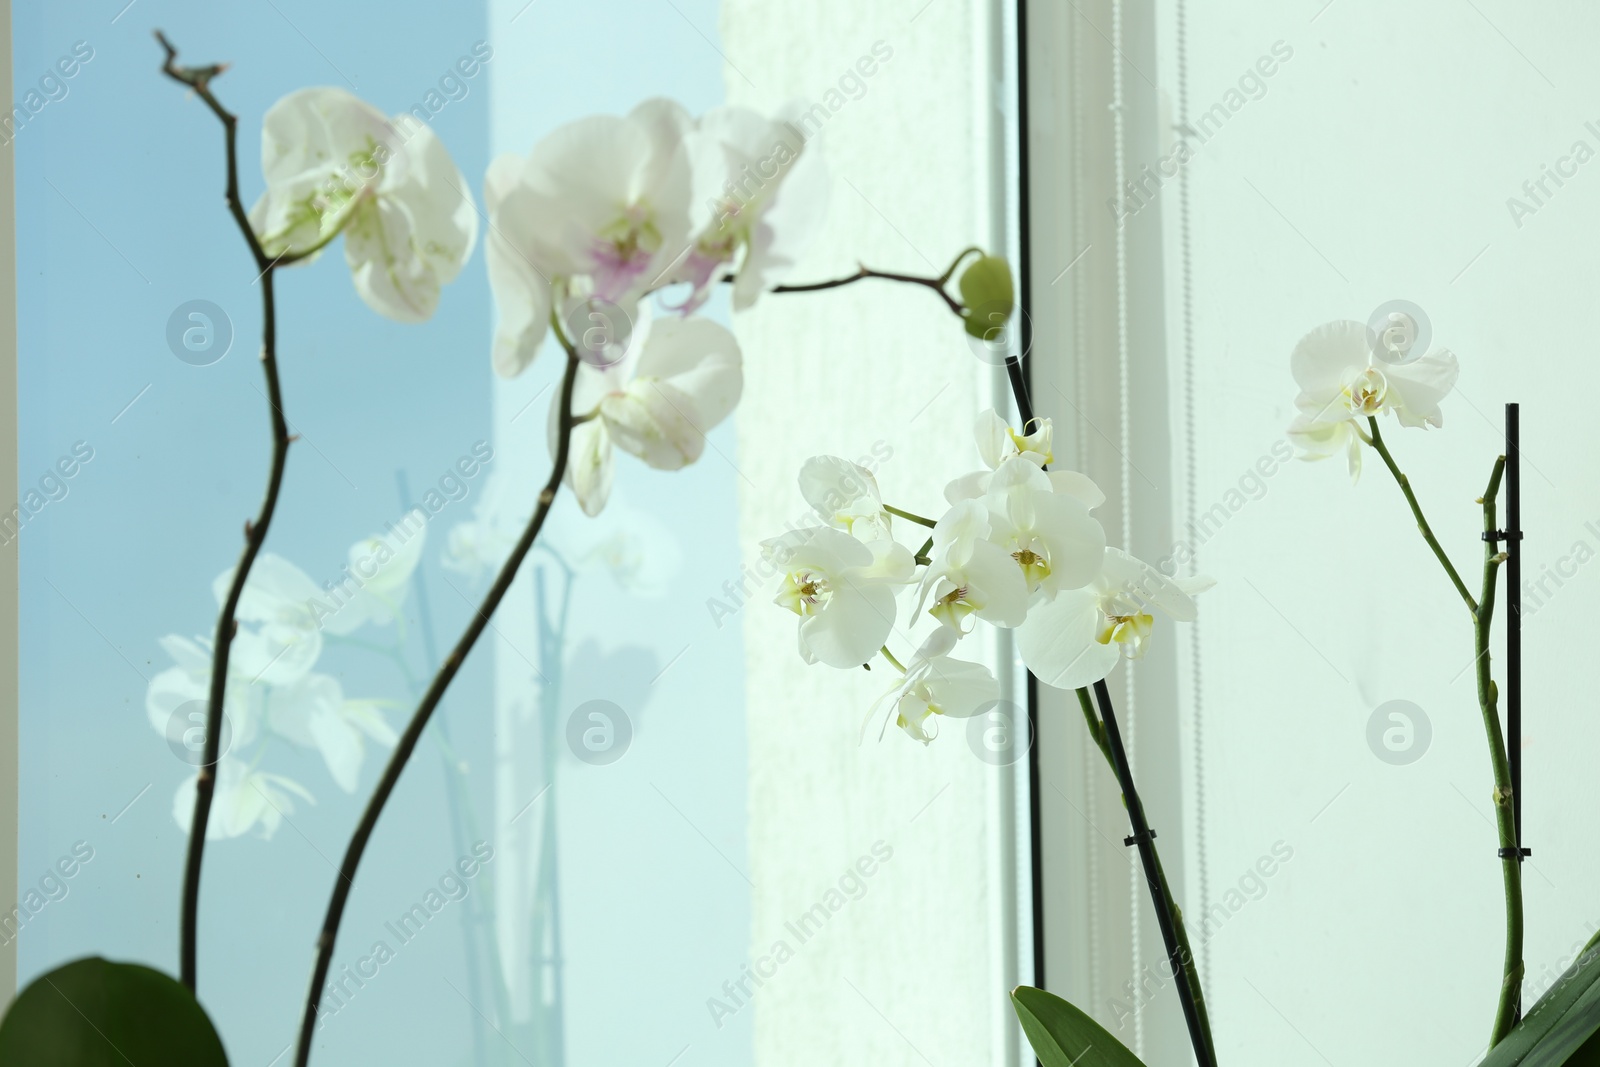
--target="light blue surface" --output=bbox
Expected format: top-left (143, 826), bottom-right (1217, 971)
top-left (11, 1), bottom-right (748, 1064)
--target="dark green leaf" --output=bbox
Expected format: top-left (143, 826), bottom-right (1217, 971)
top-left (1012, 985), bottom-right (1148, 1067)
top-left (1480, 940), bottom-right (1600, 1067)
top-left (0, 956), bottom-right (229, 1066)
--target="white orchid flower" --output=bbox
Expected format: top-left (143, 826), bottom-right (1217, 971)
top-left (915, 498), bottom-right (1030, 632)
top-left (553, 314), bottom-right (743, 516)
top-left (485, 98), bottom-right (692, 377)
top-left (173, 756), bottom-right (314, 841)
top-left (945, 409), bottom-right (1097, 507)
top-left (320, 519), bottom-right (427, 635)
top-left (145, 634), bottom-right (262, 751)
top-left (266, 673), bottom-right (396, 794)
top-left (1287, 319), bottom-right (1459, 479)
top-left (249, 87), bottom-right (477, 323)
top-left (666, 105), bottom-right (828, 313)
top-left (799, 455), bottom-right (893, 542)
top-left (763, 526), bottom-right (914, 669)
top-left (977, 408), bottom-right (1052, 468)
top-left (983, 457), bottom-right (1107, 596)
top-left (213, 554), bottom-right (326, 686)
top-left (1017, 547), bottom-right (1210, 691)
top-left (869, 629), bottom-right (999, 745)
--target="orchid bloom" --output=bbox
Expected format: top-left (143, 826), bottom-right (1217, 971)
top-left (915, 498), bottom-right (1030, 632)
top-left (799, 455), bottom-right (893, 542)
top-left (977, 408), bottom-right (1052, 468)
top-left (555, 314), bottom-right (743, 516)
top-left (485, 99), bottom-right (692, 377)
top-left (250, 87), bottom-right (478, 323)
top-left (667, 105), bottom-right (828, 314)
top-left (869, 629), bottom-right (999, 745)
top-left (1286, 319), bottom-right (1459, 479)
top-left (266, 673), bottom-right (396, 793)
top-left (945, 409), bottom-right (1098, 506)
top-left (319, 519), bottom-right (427, 635)
top-left (145, 634), bottom-right (261, 753)
top-left (1017, 547), bottom-right (1209, 690)
top-left (763, 526), bottom-right (914, 669)
top-left (173, 757), bottom-right (313, 841)
top-left (983, 457), bottom-right (1107, 596)
top-left (214, 554), bottom-right (327, 687)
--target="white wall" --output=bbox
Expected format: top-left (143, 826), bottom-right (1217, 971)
top-left (720, 2), bottom-right (1026, 1064)
top-left (1145, 2), bottom-right (1600, 1063)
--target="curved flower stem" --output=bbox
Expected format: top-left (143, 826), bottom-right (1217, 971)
top-left (157, 33), bottom-right (294, 993)
top-left (1077, 688), bottom-right (1216, 1065)
top-left (879, 646), bottom-right (906, 673)
top-left (1369, 420), bottom-right (1523, 1041)
top-left (767, 265), bottom-right (965, 317)
top-left (1366, 417), bottom-right (1477, 615)
top-left (1477, 456), bottom-right (1524, 1047)
top-left (292, 338), bottom-right (583, 1067)
top-left (884, 504), bottom-right (938, 529)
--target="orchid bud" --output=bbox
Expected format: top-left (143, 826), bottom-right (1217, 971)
top-left (958, 254), bottom-right (1015, 341)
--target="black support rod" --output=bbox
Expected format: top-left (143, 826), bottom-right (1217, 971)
top-left (1092, 680), bottom-right (1214, 1067)
top-left (1505, 403), bottom-right (1523, 851)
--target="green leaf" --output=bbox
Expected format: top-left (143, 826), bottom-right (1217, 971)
top-left (1012, 985), bottom-right (1149, 1067)
top-left (0, 956), bottom-right (229, 1066)
top-left (1479, 939), bottom-right (1600, 1067)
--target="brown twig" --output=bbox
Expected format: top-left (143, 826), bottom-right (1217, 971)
top-left (293, 338), bottom-right (584, 1067)
top-left (157, 31), bottom-right (292, 993)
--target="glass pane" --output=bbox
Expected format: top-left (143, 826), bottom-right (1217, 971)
top-left (10, 2), bottom-right (1027, 1065)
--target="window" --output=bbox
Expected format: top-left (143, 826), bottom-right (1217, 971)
top-left (1026, 2), bottom-right (1598, 1064)
top-left (6, 2), bottom-right (1034, 1064)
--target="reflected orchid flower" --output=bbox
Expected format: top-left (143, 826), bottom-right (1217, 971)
top-left (554, 314), bottom-right (743, 517)
top-left (250, 87), bottom-right (477, 322)
top-left (173, 757), bottom-right (314, 841)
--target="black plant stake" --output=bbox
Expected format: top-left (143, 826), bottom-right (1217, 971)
top-left (1003, 354), bottom-right (1215, 1067)
top-left (1504, 402), bottom-right (1527, 1021)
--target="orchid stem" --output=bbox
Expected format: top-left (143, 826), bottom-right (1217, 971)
top-left (1366, 417), bottom-right (1477, 615)
top-left (292, 334), bottom-right (584, 1067)
top-left (1077, 686), bottom-right (1216, 1065)
top-left (158, 33), bottom-right (293, 994)
top-left (884, 504), bottom-right (938, 529)
top-left (880, 646), bottom-right (906, 673)
top-left (1477, 455), bottom-right (1524, 1047)
top-left (768, 259), bottom-right (968, 317)
top-left (1370, 418), bottom-right (1522, 1043)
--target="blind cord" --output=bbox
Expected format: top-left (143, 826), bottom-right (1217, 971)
top-left (1174, 0), bottom-right (1211, 1010)
top-left (1109, 0), bottom-right (1142, 1056)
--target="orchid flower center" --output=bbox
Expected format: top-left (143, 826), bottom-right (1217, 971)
top-left (702, 197), bottom-right (747, 253)
top-left (591, 201), bottom-right (663, 300)
top-left (1095, 592), bottom-right (1155, 657)
top-left (930, 581), bottom-right (977, 630)
top-left (776, 570), bottom-right (832, 616)
top-left (1342, 366), bottom-right (1389, 416)
top-left (1010, 541), bottom-right (1052, 589)
top-left (1008, 424), bottom-right (1054, 464)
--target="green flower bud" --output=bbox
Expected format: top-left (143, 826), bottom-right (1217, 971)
top-left (958, 254), bottom-right (1015, 341)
